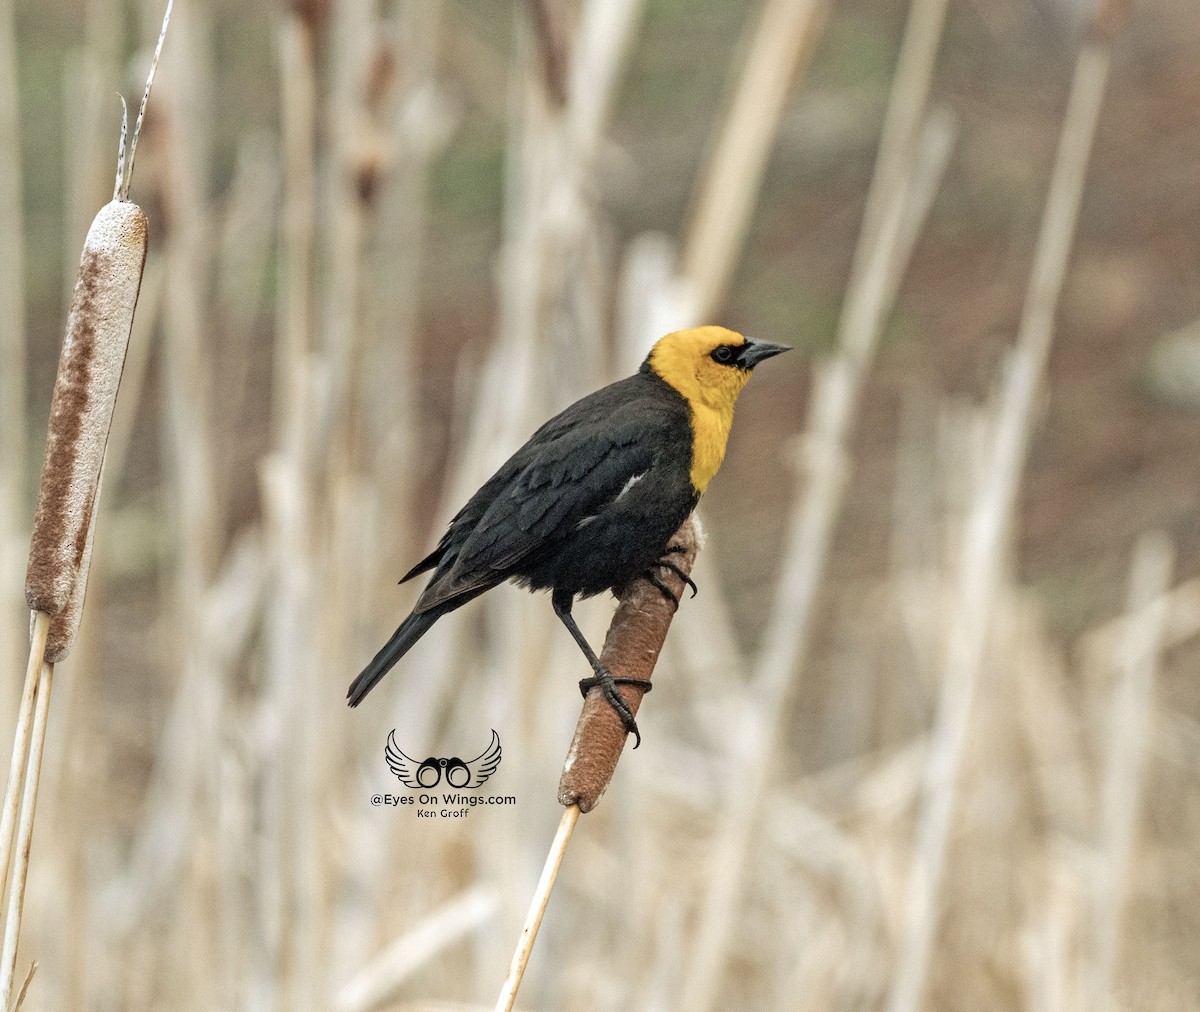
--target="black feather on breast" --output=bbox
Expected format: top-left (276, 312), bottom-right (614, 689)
top-left (414, 369), bottom-right (697, 612)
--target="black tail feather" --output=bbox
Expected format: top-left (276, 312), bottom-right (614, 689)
top-left (398, 547), bottom-right (443, 585)
top-left (347, 609), bottom-right (440, 706)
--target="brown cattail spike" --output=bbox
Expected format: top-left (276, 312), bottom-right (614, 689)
top-left (558, 516), bottom-right (701, 812)
top-left (43, 466), bottom-right (105, 664)
top-left (24, 201), bottom-right (148, 634)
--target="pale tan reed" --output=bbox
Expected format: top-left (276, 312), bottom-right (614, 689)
top-left (1, 0), bottom-right (1193, 1008)
top-left (494, 806), bottom-right (579, 1012)
top-left (885, 35), bottom-right (1115, 1012)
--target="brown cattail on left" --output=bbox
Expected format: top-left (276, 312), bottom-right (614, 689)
top-left (0, 6), bottom-right (169, 1003)
top-left (24, 199), bottom-right (147, 660)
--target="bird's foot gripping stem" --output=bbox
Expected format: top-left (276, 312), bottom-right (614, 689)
top-left (642, 545), bottom-right (699, 607)
top-left (578, 670), bottom-right (653, 748)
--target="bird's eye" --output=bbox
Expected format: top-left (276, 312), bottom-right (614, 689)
top-left (711, 345), bottom-right (736, 365)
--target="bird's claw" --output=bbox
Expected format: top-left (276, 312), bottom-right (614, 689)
top-left (642, 571), bottom-right (680, 607)
top-left (656, 558), bottom-right (698, 598)
top-left (578, 670), bottom-right (653, 748)
top-left (641, 550), bottom-right (698, 606)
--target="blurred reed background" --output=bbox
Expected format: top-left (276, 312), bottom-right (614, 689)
top-left (1, 0), bottom-right (1199, 1008)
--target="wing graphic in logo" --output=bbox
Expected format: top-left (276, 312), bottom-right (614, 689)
top-left (385, 731), bottom-right (442, 788)
top-left (444, 729), bottom-right (502, 789)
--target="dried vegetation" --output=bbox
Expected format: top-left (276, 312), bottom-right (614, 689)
top-left (0, 0), bottom-right (1197, 1009)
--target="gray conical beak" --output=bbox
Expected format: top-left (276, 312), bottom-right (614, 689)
top-left (739, 337), bottom-right (792, 369)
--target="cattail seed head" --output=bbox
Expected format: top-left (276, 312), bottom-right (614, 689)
top-left (25, 201), bottom-right (147, 649)
top-left (557, 517), bottom-right (701, 812)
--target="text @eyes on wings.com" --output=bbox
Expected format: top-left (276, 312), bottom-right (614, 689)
top-left (370, 793), bottom-right (517, 815)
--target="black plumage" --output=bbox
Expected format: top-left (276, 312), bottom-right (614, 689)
top-left (347, 366), bottom-right (697, 722)
top-left (348, 325), bottom-right (790, 744)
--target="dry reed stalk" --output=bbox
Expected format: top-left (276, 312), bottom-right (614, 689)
top-left (314, 0), bottom-right (372, 467)
top-left (566, 0), bottom-right (643, 160)
top-left (496, 805), bottom-right (580, 1012)
top-left (884, 31), bottom-right (1114, 1012)
top-left (857, 0), bottom-right (950, 250)
top-left (258, 3), bottom-right (457, 1000)
top-left (1087, 532), bottom-right (1173, 1010)
top-left (157, 8), bottom-right (219, 602)
top-left (329, 6), bottom-right (456, 983)
top-left (275, 14), bottom-right (316, 458)
top-left (0, 613), bottom-right (47, 909)
top-left (335, 886), bottom-right (500, 1012)
top-left (107, 9), bottom-right (234, 1003)
top-left (1012, 600), bottom-right (1093, 840)
top-left (678, 106), bottom-right (955, 1011)
top-left (12, 958), bottom-right (35, 1010)
top-left (219, 12), bottom-right (319, 1008)
top-left (275, 5), bottom-right (392, 1003)
top-left (0, 0), bottom-right (25, 733)
top-left (505, 0), bottom-right (643, 401)
top-left (102, 530), bottom-right (265, 922)
top-left (259, 452), bottom-right (322, 1011)
top-left (1023, 874), bottom-right (1077, 1012)
top-left (1075, 576), bottom-right (1200, 674)
top-left (678, 0), bottom-right (827, 321)
top-left (358, 4), bottom-right (453, 558)
top-left (496, 517), bottom-right (699, 1009)
top-left (0, 658), bottom-right (53, 1003)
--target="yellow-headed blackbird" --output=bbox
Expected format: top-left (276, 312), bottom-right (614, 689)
top-left (348, 325), bottom-right (789, 743)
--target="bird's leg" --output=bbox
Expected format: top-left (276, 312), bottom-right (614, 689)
top-left (552, 591), bottom-right (652, 748)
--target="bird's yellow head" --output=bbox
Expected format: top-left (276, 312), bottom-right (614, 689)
top-left (645, 325), bottom-right (790, 493)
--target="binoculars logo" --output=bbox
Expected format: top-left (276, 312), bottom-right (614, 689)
top-left (385, 729), bottom-right (502, 790)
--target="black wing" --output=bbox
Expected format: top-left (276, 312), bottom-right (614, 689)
top-left (413, 374), bottom-right (691, 611)
top-left (398, 382), bottom-right (637, 586)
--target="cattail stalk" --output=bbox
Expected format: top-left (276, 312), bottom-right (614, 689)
top-left (0, 613), bottom-right (47, 909)
top-left (0, 3), bottom-right (169, 1001)
top-left (0, 657), bottom-right (53, 1003)
top-left (496, 517), bottom-right (699, 1009)
top-left (495, 805), bottom-right (579, 1012)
